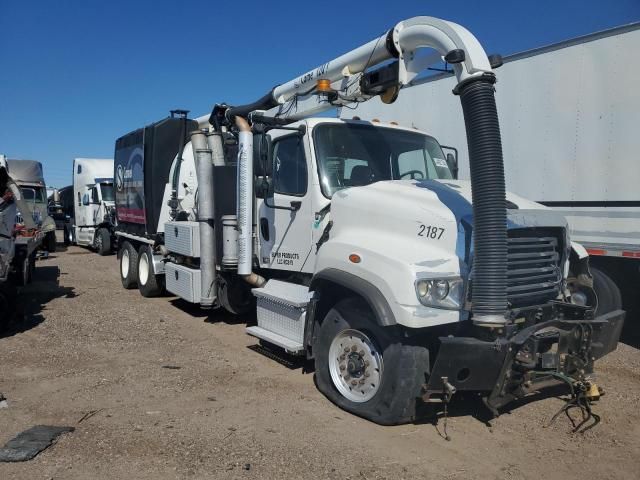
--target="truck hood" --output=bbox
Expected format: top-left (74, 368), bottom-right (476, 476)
top-left (329, 179), bottom-right (568, 270)
top-left (396, 179), bottom-right (568, 229)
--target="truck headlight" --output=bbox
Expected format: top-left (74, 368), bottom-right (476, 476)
top-left (415, 277), bottom-right (464, 310)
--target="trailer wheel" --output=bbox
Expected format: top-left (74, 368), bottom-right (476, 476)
top-left (137, 245), bottom-right (164, 297)
top-left (119, 241), bottom-right (138, 289)
top-left (591, 267), bottom-right (622, 315)
top-left (314, 298), bottom-right (430, 425)
top-left (94, 228), bottom-right (111, 256)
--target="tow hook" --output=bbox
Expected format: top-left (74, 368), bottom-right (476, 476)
top-left (436, 377), bottom-right (457, 441)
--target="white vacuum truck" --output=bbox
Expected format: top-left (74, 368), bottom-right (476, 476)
top-left (114, 16), bottom-right (624, 425)
top-left (64, 158), bottom-right (116, 255)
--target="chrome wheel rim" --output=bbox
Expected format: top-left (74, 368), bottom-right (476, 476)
top-left (328, 329), bottom-right (383, 403)
top-left (121, 249), bottom-right (129, 278)
top-left (139, 253), bottom-right (149, 286)
top-left (95, 233), bottom-right (102, 251)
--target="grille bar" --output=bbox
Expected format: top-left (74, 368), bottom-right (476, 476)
top-left (506, 231), bottom-right (563, 307)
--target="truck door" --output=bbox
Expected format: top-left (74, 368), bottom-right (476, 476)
top-left (258, 134), bottom-right (313, 272)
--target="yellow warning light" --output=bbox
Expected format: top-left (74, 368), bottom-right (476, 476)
top-left (390, 121), bottom-right (399, 125)
top-left (316, 79), bottom-right (333, 92)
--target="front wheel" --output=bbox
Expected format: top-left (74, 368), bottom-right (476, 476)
top-left (94, 228), bottom-right (111, 256)
top-left (63, 224), bottom-right (74, 246)
top-left (591, 266), bottom-right (622, 315)
top-left (314, 298), bottom-right (430, 425)
top-left (137, 245), bottom-right (164, 297)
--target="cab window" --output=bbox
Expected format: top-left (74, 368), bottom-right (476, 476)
top-left (273, 136), bottom-right (307, 196)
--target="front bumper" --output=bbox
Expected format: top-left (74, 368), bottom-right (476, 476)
top-left (423, 305), bottom-right (625, 414)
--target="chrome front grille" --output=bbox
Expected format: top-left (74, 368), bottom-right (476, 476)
top-left (507, 231), bottom-right (563, 307)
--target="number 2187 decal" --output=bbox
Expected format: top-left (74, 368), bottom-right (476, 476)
top-left (418, 224), bottom-right (445, 239)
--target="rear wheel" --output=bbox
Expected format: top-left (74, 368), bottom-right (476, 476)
top-left (217, 273), bottom-right (253, 315)
top-left (137, 245), bottom-right (164, 297)
top-left (591, 266), bottom-right (622, 315)
top-left (94, 228), bottom-right (111, 256)
top-left (119, 241), bottom-right (138, 289)
top-left (314, 298), bottom-right (430, 425)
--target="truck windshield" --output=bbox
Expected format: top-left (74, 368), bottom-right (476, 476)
top-left (314, 123), bottom-right (452, 198)
top-left (20, 186), bottom-right (47, 203)
top-left (100, 183), bottom-right (115, 202)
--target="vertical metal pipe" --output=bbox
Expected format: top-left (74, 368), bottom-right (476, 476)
top-left (207, 132), bottom-right (226, 167)
top-left (191, 130), bottom-right (217, 308)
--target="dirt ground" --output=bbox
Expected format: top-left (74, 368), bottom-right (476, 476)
top-left (1, 236), bottom-right (639, 480)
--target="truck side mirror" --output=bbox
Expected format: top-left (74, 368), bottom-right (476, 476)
top-left (446, 153), bottom-right (458, 179)
top-left (253, 133), bottom-right (273, 177)
top-left (441, 145), bottom-right (459, 179)
top-left (255, 176), bottom-right (273, 199)
top-left (82, 193), bottom-right (90, 206)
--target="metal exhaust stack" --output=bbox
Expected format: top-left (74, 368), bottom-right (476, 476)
top-left (190, 130), bottom-right (217, 308)
top-left (234, 116), bottom-right (265, 287)
top-left (207, 132), bottom-right (226, 167)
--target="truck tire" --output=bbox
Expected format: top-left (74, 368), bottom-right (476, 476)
top-left (94, 228), bottom-right (111, 256)
top-left (591, 266), bottom-right (622, 316)
top-left (14, 253), bottom-right (31, 287)
top-left (45, 231), bottom-right (57, 252)
top-left (119, 241), bottom-right (138, 290)
top-left (314, 298), bottom-right (430, 425)
top-left (137, 245), bottom-right (164, 297)
top-left (217, 273), bottom-right (253, 315)
top-left (63, 224), bottom-right (73, 246)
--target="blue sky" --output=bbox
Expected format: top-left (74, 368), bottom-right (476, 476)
top-left (1, 0), bottom-right (638, 188)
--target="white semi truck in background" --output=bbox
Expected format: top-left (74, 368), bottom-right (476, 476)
top-left (349, 22), bottom-right (640, 331)
top-left (4, 159), bottom-right (56, 284)
top-left (64, 158), bottom-right (116, 255)
top-left (112, 16), bottom-right (623, 425)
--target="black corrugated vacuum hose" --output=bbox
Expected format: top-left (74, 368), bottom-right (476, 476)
top-left (457, 74), bottom-right (508, 324)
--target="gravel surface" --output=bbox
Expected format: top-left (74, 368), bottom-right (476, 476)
top-left (1, 238), bottom-right (639, 479)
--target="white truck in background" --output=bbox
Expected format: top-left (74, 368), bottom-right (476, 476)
top-left (349, 22), bottom-right (640, 316)
top-left (64, 158), bottom-right (116, 255)
top-left (113, 16), bottom-right (623, 426)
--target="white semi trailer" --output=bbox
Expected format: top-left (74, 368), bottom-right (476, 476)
top-left (114, 16), bottom-right (623, 425)
top-left (349, 22), bottom-right (640, 315)
top-left (65, 158), bottom-right (116, 255)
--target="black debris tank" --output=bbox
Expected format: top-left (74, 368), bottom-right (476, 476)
top-left (114, 116), bottom-right (197, 238)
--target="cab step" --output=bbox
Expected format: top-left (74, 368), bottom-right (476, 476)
top-left (246, 326), bottom-right (304, 355)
